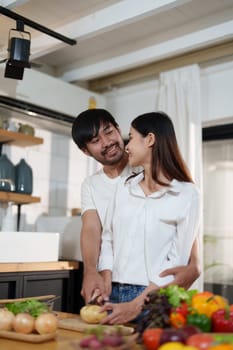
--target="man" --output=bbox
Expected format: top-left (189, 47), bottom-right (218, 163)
top-left (72, 108), bottom-right (200, 304)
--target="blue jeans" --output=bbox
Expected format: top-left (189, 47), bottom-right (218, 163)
top-left (109, 282), bottom-right (147, 323)
top-left (110, 282), bottom-right (146, 303)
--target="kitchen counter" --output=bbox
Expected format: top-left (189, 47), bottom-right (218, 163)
top-left (0, 260), bottom-right (79, 273)
top-left (0, 312), bottom-right (141, 350)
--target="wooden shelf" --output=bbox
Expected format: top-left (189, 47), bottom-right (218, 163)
top-left (0, 129), bottom-right (43, 147)
top-left (0, 191), bottom-right (40, 205)
top-left (0, 261), bottom-right (79, 273)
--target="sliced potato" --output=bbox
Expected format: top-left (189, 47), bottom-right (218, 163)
top-left (80, 305), bottom-right (107, 324)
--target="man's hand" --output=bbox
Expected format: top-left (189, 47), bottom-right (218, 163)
top-left (159, 263), bottom-right (201, 289)
top-left (81, 270), bottom-right (105, 303)
top-left (160, 238), bottom-right (201, 289)
top-left (100, 300), bottom-right (141, 325)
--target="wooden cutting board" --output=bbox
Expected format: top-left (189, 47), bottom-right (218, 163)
top-left (58, 316), bottom-right (134, 336)
top-left (0, 330), bottom-right (56, 343)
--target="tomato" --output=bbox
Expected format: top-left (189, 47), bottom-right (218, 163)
top-left (186, 334), bottom-right (214, 350)
top-left (142, 328), bottom-right (163, 350)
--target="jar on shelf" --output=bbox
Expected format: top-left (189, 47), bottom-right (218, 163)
top-left (0, 154), bottom-right (15, 191)
top-left (15, 158), bottom-right (33, 194)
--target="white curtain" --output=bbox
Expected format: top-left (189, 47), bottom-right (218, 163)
top-left (156, 64), bottom-right (203, 291)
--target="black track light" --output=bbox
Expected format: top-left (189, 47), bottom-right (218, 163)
top-left (4, 20), bottom-right (31, 80)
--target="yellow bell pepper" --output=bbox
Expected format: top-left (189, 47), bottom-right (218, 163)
top-left (191, 291), bottom-right (228, 318)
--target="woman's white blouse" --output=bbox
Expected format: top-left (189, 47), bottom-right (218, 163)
top-left (98, 172), bottom-right (201, 287)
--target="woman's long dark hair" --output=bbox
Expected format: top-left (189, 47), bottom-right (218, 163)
top-left (129, 111), bottom-right (193, 185)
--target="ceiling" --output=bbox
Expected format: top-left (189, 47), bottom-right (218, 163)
top-left (0, 0), bottom-right (233, 91)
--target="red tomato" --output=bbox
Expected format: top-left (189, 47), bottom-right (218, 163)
top-left (142, 328), bottom-right (163, 350)
top-left (186, 333), bottom-right (214, 350)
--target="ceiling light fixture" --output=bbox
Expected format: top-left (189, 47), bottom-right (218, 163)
top-left (0, 6), bottom-right (77, 80)
top-left (4, 20), bottom-right (31, 79)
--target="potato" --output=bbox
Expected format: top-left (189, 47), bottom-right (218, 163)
top-left (80, 305), bottom-right (107, 324)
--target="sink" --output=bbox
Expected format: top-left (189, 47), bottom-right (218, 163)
top-left (0, 232), bottom-right (59, 262)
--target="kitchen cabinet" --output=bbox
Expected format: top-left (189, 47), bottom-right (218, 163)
top-left (0, 128), bottom-right (43, 230)
top-left (0, 262), bottom-right (84, 313)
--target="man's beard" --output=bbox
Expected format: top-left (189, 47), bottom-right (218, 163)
top-left (100, 142), bottom-right (125, 165)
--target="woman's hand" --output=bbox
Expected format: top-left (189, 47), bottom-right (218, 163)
top-left (100, 300), bottom-right (142, 324)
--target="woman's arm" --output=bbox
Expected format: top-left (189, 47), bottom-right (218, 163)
top-left (100, 283), bottom-right (158, 324)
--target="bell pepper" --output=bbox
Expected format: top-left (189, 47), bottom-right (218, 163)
top-left (175, 302), bottom-right (189, 318)
top-left (191, 292), bottom-right (228, 318)
top-left (187, 312), bottom-right (212, 332)
top-left (170, 312), bottom-right (186, 328)
top-left (212, 308), bottom-right (233, 333)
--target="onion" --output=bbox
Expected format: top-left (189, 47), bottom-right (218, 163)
top-left (35, 312), bottom-right (58, 334)
top-left (80, 305), bottom-right (107, 324)
top-left (13, 313), bottom-right (35, 334)
top-left (0, 308), bottom-right (15, 331)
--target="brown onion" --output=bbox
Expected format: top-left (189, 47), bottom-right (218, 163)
top-left (35, 312), bottom-right (57, 334)
top-left (0, 308), bottom-right (15, 331)
top-left (13, 313), bottom-right (35, 334)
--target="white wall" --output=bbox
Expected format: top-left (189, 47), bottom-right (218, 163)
top-left (105, 59), bottom-right (233, 136)
top-left (106, 80), bottom-right (159, 139)
top-left (201, 60), bottom-right (233, 126)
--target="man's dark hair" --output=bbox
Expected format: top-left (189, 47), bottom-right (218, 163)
top-left (72, 108), bottom-right (119, 149)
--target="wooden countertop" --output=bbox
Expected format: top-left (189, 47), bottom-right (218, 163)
top-left (0, 261), bottom-right (79, 273)
top-left (0, 312), bottom-right (141, 350)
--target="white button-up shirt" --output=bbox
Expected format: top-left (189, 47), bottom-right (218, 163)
top-left (98, 172), bottom-right (201, 287)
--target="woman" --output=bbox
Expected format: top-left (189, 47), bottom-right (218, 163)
top-left (98, 111), bottom-right (201, 324)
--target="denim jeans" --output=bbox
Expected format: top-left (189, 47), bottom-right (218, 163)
top-left (110, 282), bottom-right (146, 303)
top-left (109, 282), bottom-right (147, 323)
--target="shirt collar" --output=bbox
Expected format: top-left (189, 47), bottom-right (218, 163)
top-left (126, 172), bottom-right (183, 197)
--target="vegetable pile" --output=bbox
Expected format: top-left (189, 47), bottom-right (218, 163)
top-left (71, 325), bottom-right (136, 349)
top-left (137, 285), bottom-right (233, 350)
top-left (0, 299), bottom-right (57, 335)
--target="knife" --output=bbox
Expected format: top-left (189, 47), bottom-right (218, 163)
top-left (87, 289), bottom-right (106, 306)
